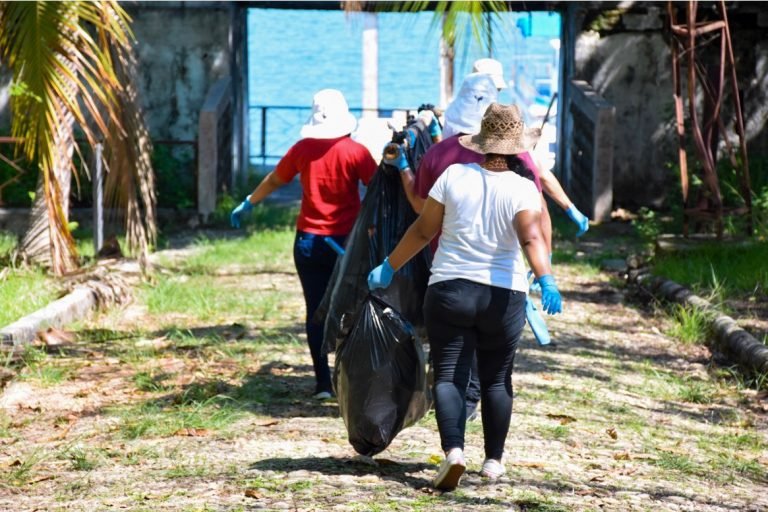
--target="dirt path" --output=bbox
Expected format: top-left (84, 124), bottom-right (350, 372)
top-left (1, 252), bottom-right (766, 511)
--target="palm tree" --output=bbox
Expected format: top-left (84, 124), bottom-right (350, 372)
top-left (0, 1), bottom-right (155, 275)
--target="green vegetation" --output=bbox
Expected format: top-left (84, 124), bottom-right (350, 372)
top-left (0, 267), bottom-right (57, 327)
top-left (109, 396), bottom-right (243, 440)
top-left (173, 228), bottom-right (295, 274)
top-left (142, 274), bottom-right (289, 322)
top-left (0, 230), bottom-right (16, 258)
top-left (666, 304), bottom-right (712, 345)
top-left (653, 242), bottom-right (768, 295)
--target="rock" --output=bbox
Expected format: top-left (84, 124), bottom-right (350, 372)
top-left (0, 382), bottom-right (35, 410)
top-left (600, 259), bottom-right (628, 272)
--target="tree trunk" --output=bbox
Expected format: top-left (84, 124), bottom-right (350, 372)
top-left (19, 112), bottom-right (77, 273)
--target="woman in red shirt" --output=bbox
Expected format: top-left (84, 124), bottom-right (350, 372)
top-left (231, 89), bottom-right (377, 399)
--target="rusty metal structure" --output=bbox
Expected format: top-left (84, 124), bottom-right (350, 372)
top-left (668, 0), bottom-right (752, 237)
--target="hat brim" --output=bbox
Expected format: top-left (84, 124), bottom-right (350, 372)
top-left (300, 112), bottom-right (358, 139)
top-left (490, 74), bottom-right (508, 90)
top-left (458, 127), bottom-right (541, 155)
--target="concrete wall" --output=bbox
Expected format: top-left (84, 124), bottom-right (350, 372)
top-left (126, 2), bottom-right (233, 142)
top-left (569, 3), bottom-right (768, 209)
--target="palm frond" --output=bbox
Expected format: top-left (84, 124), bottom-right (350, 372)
top-left (101, 8), bottom-right (157, 270)
top-left (0, 1), bottom-right (150, 275)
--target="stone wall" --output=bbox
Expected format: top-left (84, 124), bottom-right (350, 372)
top-left (126, 2), bottom-right (233, 142)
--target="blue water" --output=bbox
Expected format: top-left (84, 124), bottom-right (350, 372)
top-left (247, 8), bottom-right (560, 166)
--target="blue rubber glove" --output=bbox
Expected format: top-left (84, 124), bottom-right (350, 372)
top-left (566, 205), bottom-right (589, 236)
top-left (528, 254), bottom-right (553, 293)
top-left (367, 258), bottom-right (395, 290)
top-left (525, 297), bottom-right (551, 346)
top-left (382, 143), bottom-right (410, 172)
top-left (537, 274), bottom-right (562, 315)
top-left (230, 196), bottom-right (254, 229)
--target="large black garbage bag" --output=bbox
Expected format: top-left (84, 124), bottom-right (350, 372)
top-left (334, 295), bottom-right (431, 456)
top-left (317, 119), bottom-right (433, 354)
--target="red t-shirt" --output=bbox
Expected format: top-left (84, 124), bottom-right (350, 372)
top-left (274, 136), bottom-right (377, 236)
top-left (414, 134), bottom-right (542, 253)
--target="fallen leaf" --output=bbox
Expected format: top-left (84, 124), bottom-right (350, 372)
top-left (613, 451), bottom-right (631, 460)
top-left (255, 420), bottom-right (279, 427)
top-left (606, 427), bottom-right (618, 440)
top-left (427, 454), bottom-right (442, 465)
top-left (9, 459), bottom-right (21, 467)
top-left (173, 428), bottom-right (211, 437)
top-left (541, 374), bottom-right (555, 381)
top-left (514, 461), bottom-right (545, 468)
top-left (576, 488), bottom-right (596, 496)
top-left (419, 487), bottom-right (435, 494)
top-left (244, 489), bottom-right (262, 499)
top-left (588, 475), bottom-right (605, 482)
top-left (546, 413), bottom-right (577, 425)
top-left (36, 327), bottom-right (76, 348)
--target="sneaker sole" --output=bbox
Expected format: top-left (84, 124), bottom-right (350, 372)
top-left (433, 463), bottom-right (466, 491)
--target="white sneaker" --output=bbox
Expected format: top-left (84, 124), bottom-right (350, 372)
top-left (432, 448), bottom-right (466, 490)
top-left (480, 458), bottom-right (505, 479)
top-left (313, 391), bottom-right (332, 400)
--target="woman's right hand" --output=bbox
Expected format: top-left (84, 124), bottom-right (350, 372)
top-left (537, 274), bottom-right (562, 315)
top-left (382, 143), bottom-right (410, 172)
top-left (230, 196), bottom-right (254, 229)
top-left (367, 258), bottom-right (395, 290)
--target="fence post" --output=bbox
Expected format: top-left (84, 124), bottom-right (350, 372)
top-left (260, 107), bottom-right (267, 169)
top-left (93, 143), bottom-right (104, 255)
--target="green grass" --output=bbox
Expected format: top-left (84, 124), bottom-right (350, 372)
top-left (0, 230), bottom-right (16, 258)
top-left (141, 274), bottom-right (288, 321)
top-left (666, 305), bottom-right (712, 344)
top-left (0, 267), bottom-right (58, 326)
top-left (653, 242), bottom-right (768, 295)
top-left (16, 346), bottom-right (74, 386)
top-left (109, 395), bottom-right (244, 439)
top-left (173, 228), bottom-right (295, 274)
top-left (652, 451), bottom-right (701, 475)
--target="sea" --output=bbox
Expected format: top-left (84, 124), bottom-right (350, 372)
top-left (246, 7), bottom-right (561, 167)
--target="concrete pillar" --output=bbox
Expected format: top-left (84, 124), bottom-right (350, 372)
top-left (439, 38), bottom-right (454, 107)
top-left (361, 13), bottom-right (378, 118)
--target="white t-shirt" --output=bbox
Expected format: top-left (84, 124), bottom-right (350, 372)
top-left (427, 162), bottom-right (541, 292)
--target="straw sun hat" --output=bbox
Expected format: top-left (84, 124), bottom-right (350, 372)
top-left (458, 103), bottom-right (541, 155)
top-left (300, 88), bottom-right (358, 139)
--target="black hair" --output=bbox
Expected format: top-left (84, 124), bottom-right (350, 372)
top-left (505, 154), bottom-right (536, 183)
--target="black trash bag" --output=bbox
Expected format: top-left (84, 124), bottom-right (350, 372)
top-left (316, 119), bottom-right (433, 354)
top-left (334, 294), bottom-right (431, 456)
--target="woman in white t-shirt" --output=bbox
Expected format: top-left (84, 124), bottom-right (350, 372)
top-left (368, 103), bottom-right (562, 491)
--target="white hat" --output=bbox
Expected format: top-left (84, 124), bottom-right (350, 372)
top-left (443, 73), bottom-right (499, 138)
top-left (300, 89), bottom-right (358, 139)
top-left (472, 58), bottom-right (507, 90)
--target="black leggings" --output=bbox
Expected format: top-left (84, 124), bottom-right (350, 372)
top-left (293, 231), bottom-right (345, 394)
top-left (424, 278), bottom-right (525, 460)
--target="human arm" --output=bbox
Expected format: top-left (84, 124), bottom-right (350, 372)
top-left (230, 171), bottom-right (288, 228)
top-left (539, 169), bottom-right (589, 236)
top-left (540, 193), bottom-right (552, 255)
top-left (367, 197), bottom-right (444, 289)
top-left (515, 209), bottom-right (562, 314)
top-left (399, 169), bottom-right (426, 213)
top-left (383, 142), bottom-right (426, 213)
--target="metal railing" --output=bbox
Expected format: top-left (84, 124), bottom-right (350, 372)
top-left (247, 105), bottom-right (417, 168)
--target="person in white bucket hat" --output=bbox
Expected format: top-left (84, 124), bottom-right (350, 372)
top-left (472, 58), bottom-right (508, 90)
top-left (231, 88), bottom-right (377, 401)
top-left (299, 88), bottom-right (358, 139)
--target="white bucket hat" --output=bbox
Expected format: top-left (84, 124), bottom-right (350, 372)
top-left (443, 73), bottom-right (499, 138)
top-left (300, 89), bottom-right (358, 139)
top-left (472, 58), bottom-right (508, 90)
